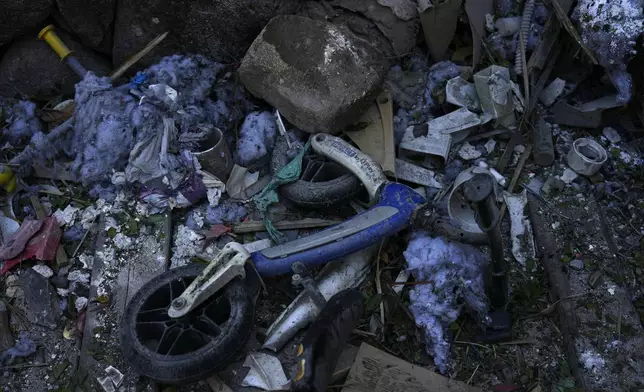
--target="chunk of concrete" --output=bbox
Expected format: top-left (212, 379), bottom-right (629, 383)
top-left (238, 15), bottom-right (390, 134)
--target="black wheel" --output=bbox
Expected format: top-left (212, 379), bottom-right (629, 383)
top-left (271, 137), bottom-right (363, 208)
top-left (120, 264), bottom-right (255, 384)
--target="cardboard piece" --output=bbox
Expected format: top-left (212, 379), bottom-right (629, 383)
top-left (345, 91), bottom-right (396, 175)
top-left (342, 343), bottom-right (483, 392)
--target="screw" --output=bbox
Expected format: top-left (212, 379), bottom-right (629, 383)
top-left (171, 298), bottom-right (187, 309)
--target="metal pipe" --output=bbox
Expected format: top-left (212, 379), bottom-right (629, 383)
top-left (463, 174), bottom-right (507, 310)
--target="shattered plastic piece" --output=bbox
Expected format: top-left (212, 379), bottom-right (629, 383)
top-left (446, 77), bottom-right (481, 112)
top-left (0, 217), bottom-right (62, 275)
top-left (474, 66), bottom-right (515, 128)
top-left (566, 138), bottom-right (607, 176)
top-left (242, 352), bottom-right (289, 390)
top-left (237, 111), bottom-right (278, 166)
top-left (484, 139), bottom-right (496, 154)
top-left (551, 101), bottom-right (602, 128)
top-left (560, 168), bottom-right (578, 184)
top-left (503, 190), bottom-right (536, 266)
top-left (538, 78), bottom-right (566, 107)
top-left (0, 219), bottom-right (44, 260)
top-left (264, 246), bottom-right (376, 352)
top-left (399, 126), bottom-right (451, 167)
top-left (458, 142), bottom-right (482, 160)
top-left (97, 376), bottom-right (116, 392)
top-left (404, 234), bottom-right (488, 373)
top-left (105, 365), bottom-right (124, 388)
top-left (602, 127), bottom-right (622, 144)
top-left (226, 165), bottom-right (260, 200)
top-left (32, 264), bottom-right (54, 278)
top-left (394, 159), bottom-right (442, 189)
top-left (541, 176), bottom-right (566, 194)
top-left (428, 107), bottom-right (481, 138)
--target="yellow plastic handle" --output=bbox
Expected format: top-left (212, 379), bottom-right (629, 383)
top-left (38, 25), bottom-right (72, 60)
top-left (0, 166), bottom-right (16, 193)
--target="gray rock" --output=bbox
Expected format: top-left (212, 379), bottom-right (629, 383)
top-left (19, 269), bottom-right (61, 329)
top-left (569, 258), bottom-right (584, 270)
top-left (111, 0), bottom-right (298, 68)
top-left (56, 0), bottom-right (117, 53)
top-left (314, 0), bottom-right (419, 56)
top-left (0, 0), bottom-right (54, 46)
top-left (50, 275), bottom-right (69, 289)
top-left (0, 31), bottom-right (111, 99)
top-left (239, 15), bottom-right (389, 134)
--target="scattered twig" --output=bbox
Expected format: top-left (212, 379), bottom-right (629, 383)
top-left (390, 280), bottom-right (434, 286)
top-left (540, 292), bottom-right (590, 315)
top-left (2, 362), bottom-right (50, 370)
top-left (72, 217), bottom-right (96, 258)
top-left (375, 239), bottom-right (386, 331)
top-left (545, 0), bottom-right (599, 64)
top-left (453, 341), bottom-right (492, 350)
top-left (109, 32), bottom-right (169, 80)
top-left (498, 339), bottom-right (539, 346)
top-left (466, 364), bottom-right (480, 385)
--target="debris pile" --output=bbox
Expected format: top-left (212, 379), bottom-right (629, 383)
top-left (1, 0), bottom-right (644, 391)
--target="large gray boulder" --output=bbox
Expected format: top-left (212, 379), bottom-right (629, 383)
top-left (111, 0), bottom-right (298, 67)
top-left (0, 31), bottom-right (111, 99)
top-left (0, 0), bottom-right (54, 46)
top-left (56, 0), bottom-right (117, 54)
top-left (239, 15), bottom-right (390, 134)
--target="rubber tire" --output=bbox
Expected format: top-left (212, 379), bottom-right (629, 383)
top-left (280, 175), bottom-right (363, 208)
top-left (270, 137), bottom-right (363, 208)
top-left (120, 264), bottom-right (254, 384)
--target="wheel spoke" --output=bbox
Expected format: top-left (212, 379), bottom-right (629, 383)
top-left (204, 296), bottom-right (231, 325)
top-left (156, 325), bottom-right (181, 355)
top-left (193, 316), bottom-right (221, 337)
top-left (166, 330), bottom-right (186, 355)
top-left (137, 307), bottom-right (170, 323)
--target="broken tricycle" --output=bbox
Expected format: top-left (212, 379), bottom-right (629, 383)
top-left (119, 134), bottom-right (508, 385)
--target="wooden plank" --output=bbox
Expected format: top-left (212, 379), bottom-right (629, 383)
top-left (342, 343), bottom-right (482, 392)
